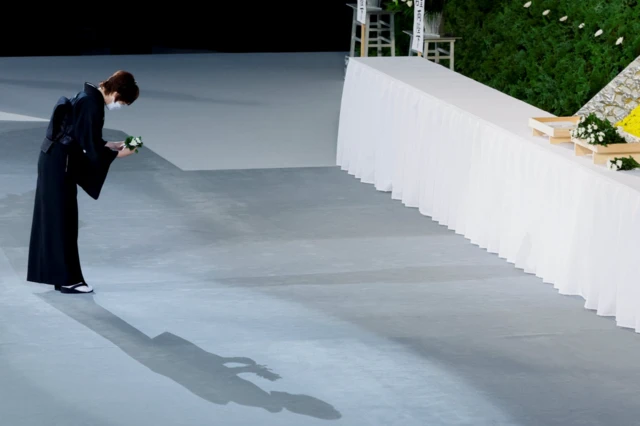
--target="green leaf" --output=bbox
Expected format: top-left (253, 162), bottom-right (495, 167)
top-left (429, 0), bottom-right (640, 116)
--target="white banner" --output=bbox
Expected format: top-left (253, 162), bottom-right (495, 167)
top-left (357, 0), bottom-right (367, 24)
top-left (411, 0), bottom-right (425, 53)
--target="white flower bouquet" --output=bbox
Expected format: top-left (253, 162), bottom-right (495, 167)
top-left (124, 136), bottom-right (144, 153)
top-left (607, 156), bottom-right (640, 171)
top-left (570, 113), bottom-right (626, 147)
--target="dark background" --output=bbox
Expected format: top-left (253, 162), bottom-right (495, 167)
top-left (0, 1), bottom-right (353, 56)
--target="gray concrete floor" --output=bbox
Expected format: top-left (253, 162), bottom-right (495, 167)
top-left (2, 54), bottom-right (640, 426)
top-left (0, 52), bottom-right (345, 171)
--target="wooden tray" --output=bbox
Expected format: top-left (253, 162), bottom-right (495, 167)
top-left (529, 116), bottom-right (580, 144)
top-left (572, 137), bottom-right (640, 164)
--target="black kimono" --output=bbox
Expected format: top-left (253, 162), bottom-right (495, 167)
top-left (27, 83), bottom-right (118, 287)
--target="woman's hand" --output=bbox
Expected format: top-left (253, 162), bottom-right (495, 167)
top-left (117, 147), bottom-right (136, 158)
top-left (105, 141), bottom-right (124, 151)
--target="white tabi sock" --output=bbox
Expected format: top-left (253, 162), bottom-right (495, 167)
top-left (61, 282), bottom-right (93, 293)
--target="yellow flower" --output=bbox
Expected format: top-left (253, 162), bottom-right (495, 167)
top-left (616, 105), bottom-right (640, 138)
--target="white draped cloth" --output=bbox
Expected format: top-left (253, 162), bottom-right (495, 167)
top-left (337, 57), bottom-right (640, 332)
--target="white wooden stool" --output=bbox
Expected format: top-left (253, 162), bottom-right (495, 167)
top-left (347, 3), bottom-right (397, 57)
top-left (403, 31), bottom-right (461, 71)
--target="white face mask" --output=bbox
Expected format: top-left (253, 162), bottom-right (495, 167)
top-left (106, 101), bottom-right (125, 111)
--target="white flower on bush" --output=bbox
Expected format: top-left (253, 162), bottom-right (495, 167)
top-left (616, 37), bottom-right (624, 45)
top-left (595, 29), bottom-right (603, 37)
top-left (407, 1), bottom-right (413, 6)
top-left (559, 16), bottom-right (568, 22)
top-left (523, 1), bottom-right (532, 7)
top-left (542, 9), bottom-right (550, 15)
top-left (579, 23), bottom-right (585, 29)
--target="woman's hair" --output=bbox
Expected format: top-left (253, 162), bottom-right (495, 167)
top-left (100, 70), bottom-right (139, 105)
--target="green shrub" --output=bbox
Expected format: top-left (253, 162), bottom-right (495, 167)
top-left (386, 0), bottom-right (640, 116)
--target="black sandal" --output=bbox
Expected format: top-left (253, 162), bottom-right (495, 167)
top-left (59, 283), bottom-right (94, 294)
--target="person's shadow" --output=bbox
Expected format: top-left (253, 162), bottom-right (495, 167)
top-left (37, 291), bottom-right (341, 420)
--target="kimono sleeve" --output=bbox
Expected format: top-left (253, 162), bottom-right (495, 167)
top-left (72, 97), bottom-right (118, 200)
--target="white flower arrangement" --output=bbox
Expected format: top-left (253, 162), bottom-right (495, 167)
top-left (570, 114), bottom-right (628, 147)
top-left (570, 120), bottom-right (606, 144)
top-left (124, 136), bottom-right (144, 153)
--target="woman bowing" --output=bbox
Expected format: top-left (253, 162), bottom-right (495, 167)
top-left (27, 70), bottom-right (140, 294)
